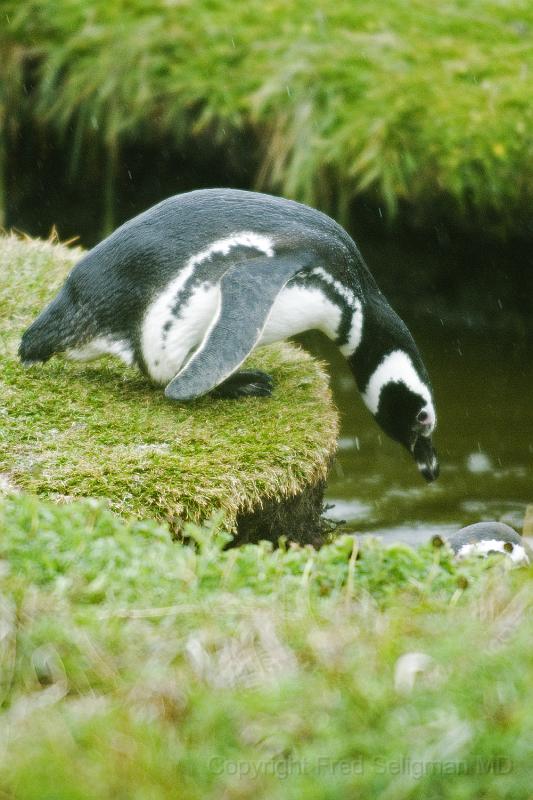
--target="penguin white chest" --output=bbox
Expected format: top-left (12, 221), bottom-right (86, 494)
top-left (260, 285), bottom-right (343, 345)
top-left (139, 231), bottom-right (360, 385)
top-left (141, 231), bottom-right (277, 384)
top-left (142, 283), bottom-right (340, 383)
top-left (142, 281), bottom-right (219, 384)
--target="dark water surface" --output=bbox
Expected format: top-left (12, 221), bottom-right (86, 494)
top-left (306, 325), bottom-right (532, 545)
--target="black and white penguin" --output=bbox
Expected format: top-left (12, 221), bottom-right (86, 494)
top-left (19, 189), bottom-right (439, 481)
top-left (447, 522), bottom-right (531, 565)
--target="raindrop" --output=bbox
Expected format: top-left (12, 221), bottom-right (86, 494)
top-left (466, 452), bottom-right (492, 474)
top-left (337, 437), bottom-right (354, 451)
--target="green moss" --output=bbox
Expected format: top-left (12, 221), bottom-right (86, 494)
top-left (0, 493), bottom-right (532, 799)
top-left (0, 234), bottom-right (338, 531)
top-left (1, 0), bottom-right (533, 235)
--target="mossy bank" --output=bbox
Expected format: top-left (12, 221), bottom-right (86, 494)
top-left (0, 234), bottom-right (338, 539)
top-left (1, 0), bottom-right (533, 238)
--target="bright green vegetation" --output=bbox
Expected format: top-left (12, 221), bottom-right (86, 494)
top-left (0, 234), bottom-right (338, 531)
top-left (0, 492), bottom-right (532, 798)
top-left (1, 0), bottom-right (532, 235)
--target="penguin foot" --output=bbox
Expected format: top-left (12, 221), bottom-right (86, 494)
top-left (212, 370), bottom-right (274, 399)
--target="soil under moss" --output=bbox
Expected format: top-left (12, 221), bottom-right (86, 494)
top-left (0, 234), bottom-right (339, 540)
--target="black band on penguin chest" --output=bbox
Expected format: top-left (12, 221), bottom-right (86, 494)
top-left (289, 272), bottom-right (356, 347)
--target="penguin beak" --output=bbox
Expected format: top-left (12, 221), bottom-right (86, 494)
top-left (412, 434), bottom-right (439, 482)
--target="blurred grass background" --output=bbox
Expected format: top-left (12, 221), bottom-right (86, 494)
top-left (1, 0), bottom-right (532, 240)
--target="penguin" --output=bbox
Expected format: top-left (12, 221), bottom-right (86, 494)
top-left (19, 188), bottom-right (439, 481)
top-left (446, 522), bottom-right (531, 565)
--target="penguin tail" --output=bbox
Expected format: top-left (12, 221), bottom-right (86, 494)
top-left (19, 289), bottom-right (77, 365)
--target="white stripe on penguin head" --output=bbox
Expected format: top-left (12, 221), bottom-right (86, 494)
top-left (362, 350), bottom-right (435, 425)
top-left (456, 539), bottom-right (529, 565)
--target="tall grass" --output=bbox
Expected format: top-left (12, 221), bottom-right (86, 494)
top-left (1, 0), bottom-right (533, 235)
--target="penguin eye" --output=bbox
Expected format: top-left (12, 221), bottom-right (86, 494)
top-left (417, 409), bottom-right (429, 424)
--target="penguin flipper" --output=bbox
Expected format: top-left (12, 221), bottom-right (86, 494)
top-left (164, 251), bottom-right (314, 401)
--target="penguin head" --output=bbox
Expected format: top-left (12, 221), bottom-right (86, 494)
top-left (446, 522), bottom-right (531, 566)
top-left (374, 379), bottom-right (439, 482)
top-left (361, 350), bottom-right (439, 482)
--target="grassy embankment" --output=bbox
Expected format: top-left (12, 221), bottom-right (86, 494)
top-left (0, 492), bottom-right (532, 798)
top-left (0, 234), bottom-right (338, 534)
top-left (1, 0), bottom-right (533, 236)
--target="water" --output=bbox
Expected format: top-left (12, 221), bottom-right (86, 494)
top-left (306, 326), bottom-right (533, 546)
